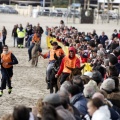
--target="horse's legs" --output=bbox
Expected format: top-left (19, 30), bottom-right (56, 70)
top-left (50, 82), bottom-right (54, 93)
top-left (55, 84), bottom-right (58, 93)
top-left (31, 58), bottom-right (34, 66)
top-left (57, 78), bottom-right (61, 90)
top-left (35, 57), bottom-right (38, 67)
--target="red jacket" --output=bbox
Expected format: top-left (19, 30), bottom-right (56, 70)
top-left (57, 47), bottom-right (80, 75)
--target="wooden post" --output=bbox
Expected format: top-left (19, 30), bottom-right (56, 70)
top-left (84, 0), bottom-right (87, 10)
top-left (87, 0), bottom-right (90, 10)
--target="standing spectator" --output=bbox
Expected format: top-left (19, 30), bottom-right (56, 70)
top-left (2, 26), bottom-right (7, 46)
top-left (13, 105), bottom-right (30, 120)
top-left (43, 93), bottom-right (76, 120)
top-left (112, 29), bottom-right (118, 40)
top-left (36, 23), bottom-right (44, 45)
top-left (92, 29), bottom-right (98, 39)
top-left (99, 32), bottom-right (108, 48)
top-left (0, 31), bottom-right (3, 54)
top-left (67, 85), bottom-right (88, 116)
top-left (118, 30), bottom-right (120, 39)
top-left (12, 25), bottom-right (18, 47)
top-left (60, 20), bottom-right (65, 29)
top-left (87, 98), bottom-right (111, 120)
top-left (17, 24), bottom-right (26, 48)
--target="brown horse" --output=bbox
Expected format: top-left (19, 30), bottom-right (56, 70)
top-left (57, 64), bottom-right (86, 89)
top-left (31, 42), bottom-right (40, 67)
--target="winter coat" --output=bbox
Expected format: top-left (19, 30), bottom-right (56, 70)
top-left (107, 92), bottom-right (120, 108)
top-left (70, 93), bottom-right (88, 116)
top-left (56, 105), bottom-right (76, 120)
top-left (92, 105), bottom-right (111, 120)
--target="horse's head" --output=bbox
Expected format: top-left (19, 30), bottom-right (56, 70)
top-left (66, 64), bottom-right (85, 76)
top-left (54, 54), bottom-right (64, 71)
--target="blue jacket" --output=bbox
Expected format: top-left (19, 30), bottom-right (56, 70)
top-left (115, 63), bottom-right (120, 73)
top-left (70, 93), bottom-right (88, 116)
top-left (99, 35), bottom-right (108, 45)
top-left (109, 107), bottom-right (119, 120)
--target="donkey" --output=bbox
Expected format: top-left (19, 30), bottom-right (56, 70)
top-left (49, 54), bottom-right (64, 93)
top-left (57, 64), bottom-right (86, 89)
top-left (31, 42), bottom-right (40, 67)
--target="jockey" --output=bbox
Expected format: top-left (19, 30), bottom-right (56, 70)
top-left (55, 47), bottom-right (80, 85)
top-left (40, 42), bottom-right (64, 89)
top-left (28, 31), bottom-right (42, 61)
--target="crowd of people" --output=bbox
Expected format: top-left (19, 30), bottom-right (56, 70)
top-left (1, 20), bottom-right (120, 120)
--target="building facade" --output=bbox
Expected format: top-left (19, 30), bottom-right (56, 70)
top-left (0, 0), bottom-right (52, 6)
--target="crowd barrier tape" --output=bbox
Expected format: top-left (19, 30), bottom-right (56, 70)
top-left (46, 36), bottom-right (92, 73)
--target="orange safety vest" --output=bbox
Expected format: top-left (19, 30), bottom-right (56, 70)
top-left (1, 52), bottom-right (12, 68)
top-left (49, 49), bottom-right (55, 61)
top-left (32, 34), bottom-right (40, 43)
top-left (49, 48), bottom-right (64, 61)
top-left (55, 48), bottom-right (64, 57)
top-left (63, 56), bottom-right (77, 73)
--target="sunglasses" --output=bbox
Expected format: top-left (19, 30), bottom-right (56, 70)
top-left (69, 50), bottom-right (74, 52)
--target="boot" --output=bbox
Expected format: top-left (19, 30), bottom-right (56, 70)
top-left (47, 82), bottom-right (50, 89)
top-left (8, 89), bottom-right (12, 94)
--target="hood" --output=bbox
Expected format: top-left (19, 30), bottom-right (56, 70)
top-left (69, 47), bottom-right (76, 57)
top-left (92, 105), bottom-right (111, 120)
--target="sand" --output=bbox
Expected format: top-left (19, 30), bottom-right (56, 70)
top-left (0, 14), bottom-right (119, 116)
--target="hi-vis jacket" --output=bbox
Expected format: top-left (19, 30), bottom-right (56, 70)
top-left (17, 27), bottom-right (26, 38)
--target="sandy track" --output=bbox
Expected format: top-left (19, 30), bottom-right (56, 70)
top-left (0, 14), bottom-right (119, 116)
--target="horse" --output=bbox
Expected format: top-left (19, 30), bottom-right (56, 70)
top-left (49, 54), bottom-right (64, 93)
top-left (31, 42), bottom-right (40, 67)
top-left (57, 64), bottom-right (86, 90)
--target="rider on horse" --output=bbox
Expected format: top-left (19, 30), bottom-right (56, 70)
top-left (40, 41), bottom-right (64, 89)
top-left (28, 31), bottom-right (42, 61)
top-left (55, 47), bottom-right (80, 85)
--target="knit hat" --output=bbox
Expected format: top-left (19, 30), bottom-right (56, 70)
top-left (100, 78), bottom-right (115, 92)
top-left (43, 93), bottom-right (60, 104)
top-left (83, 80), bottom-right (99, 98)
top-left (84, 72), bottom-right (93, 78)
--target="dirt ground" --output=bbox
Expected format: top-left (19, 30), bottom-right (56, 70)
top-left (0, 14), bottom-right (120, 116)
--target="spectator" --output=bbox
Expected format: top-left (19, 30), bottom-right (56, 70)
top-left (67, 85), bottom-right (88, 116)
top-left (2, 26), bottom-right (7, 46)
top-left (43, 93), bottom-right (76, 120)
top-left (99, 32), bottom-right (108, 48)
top-left (87, 98), bottom-right (111, 120)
